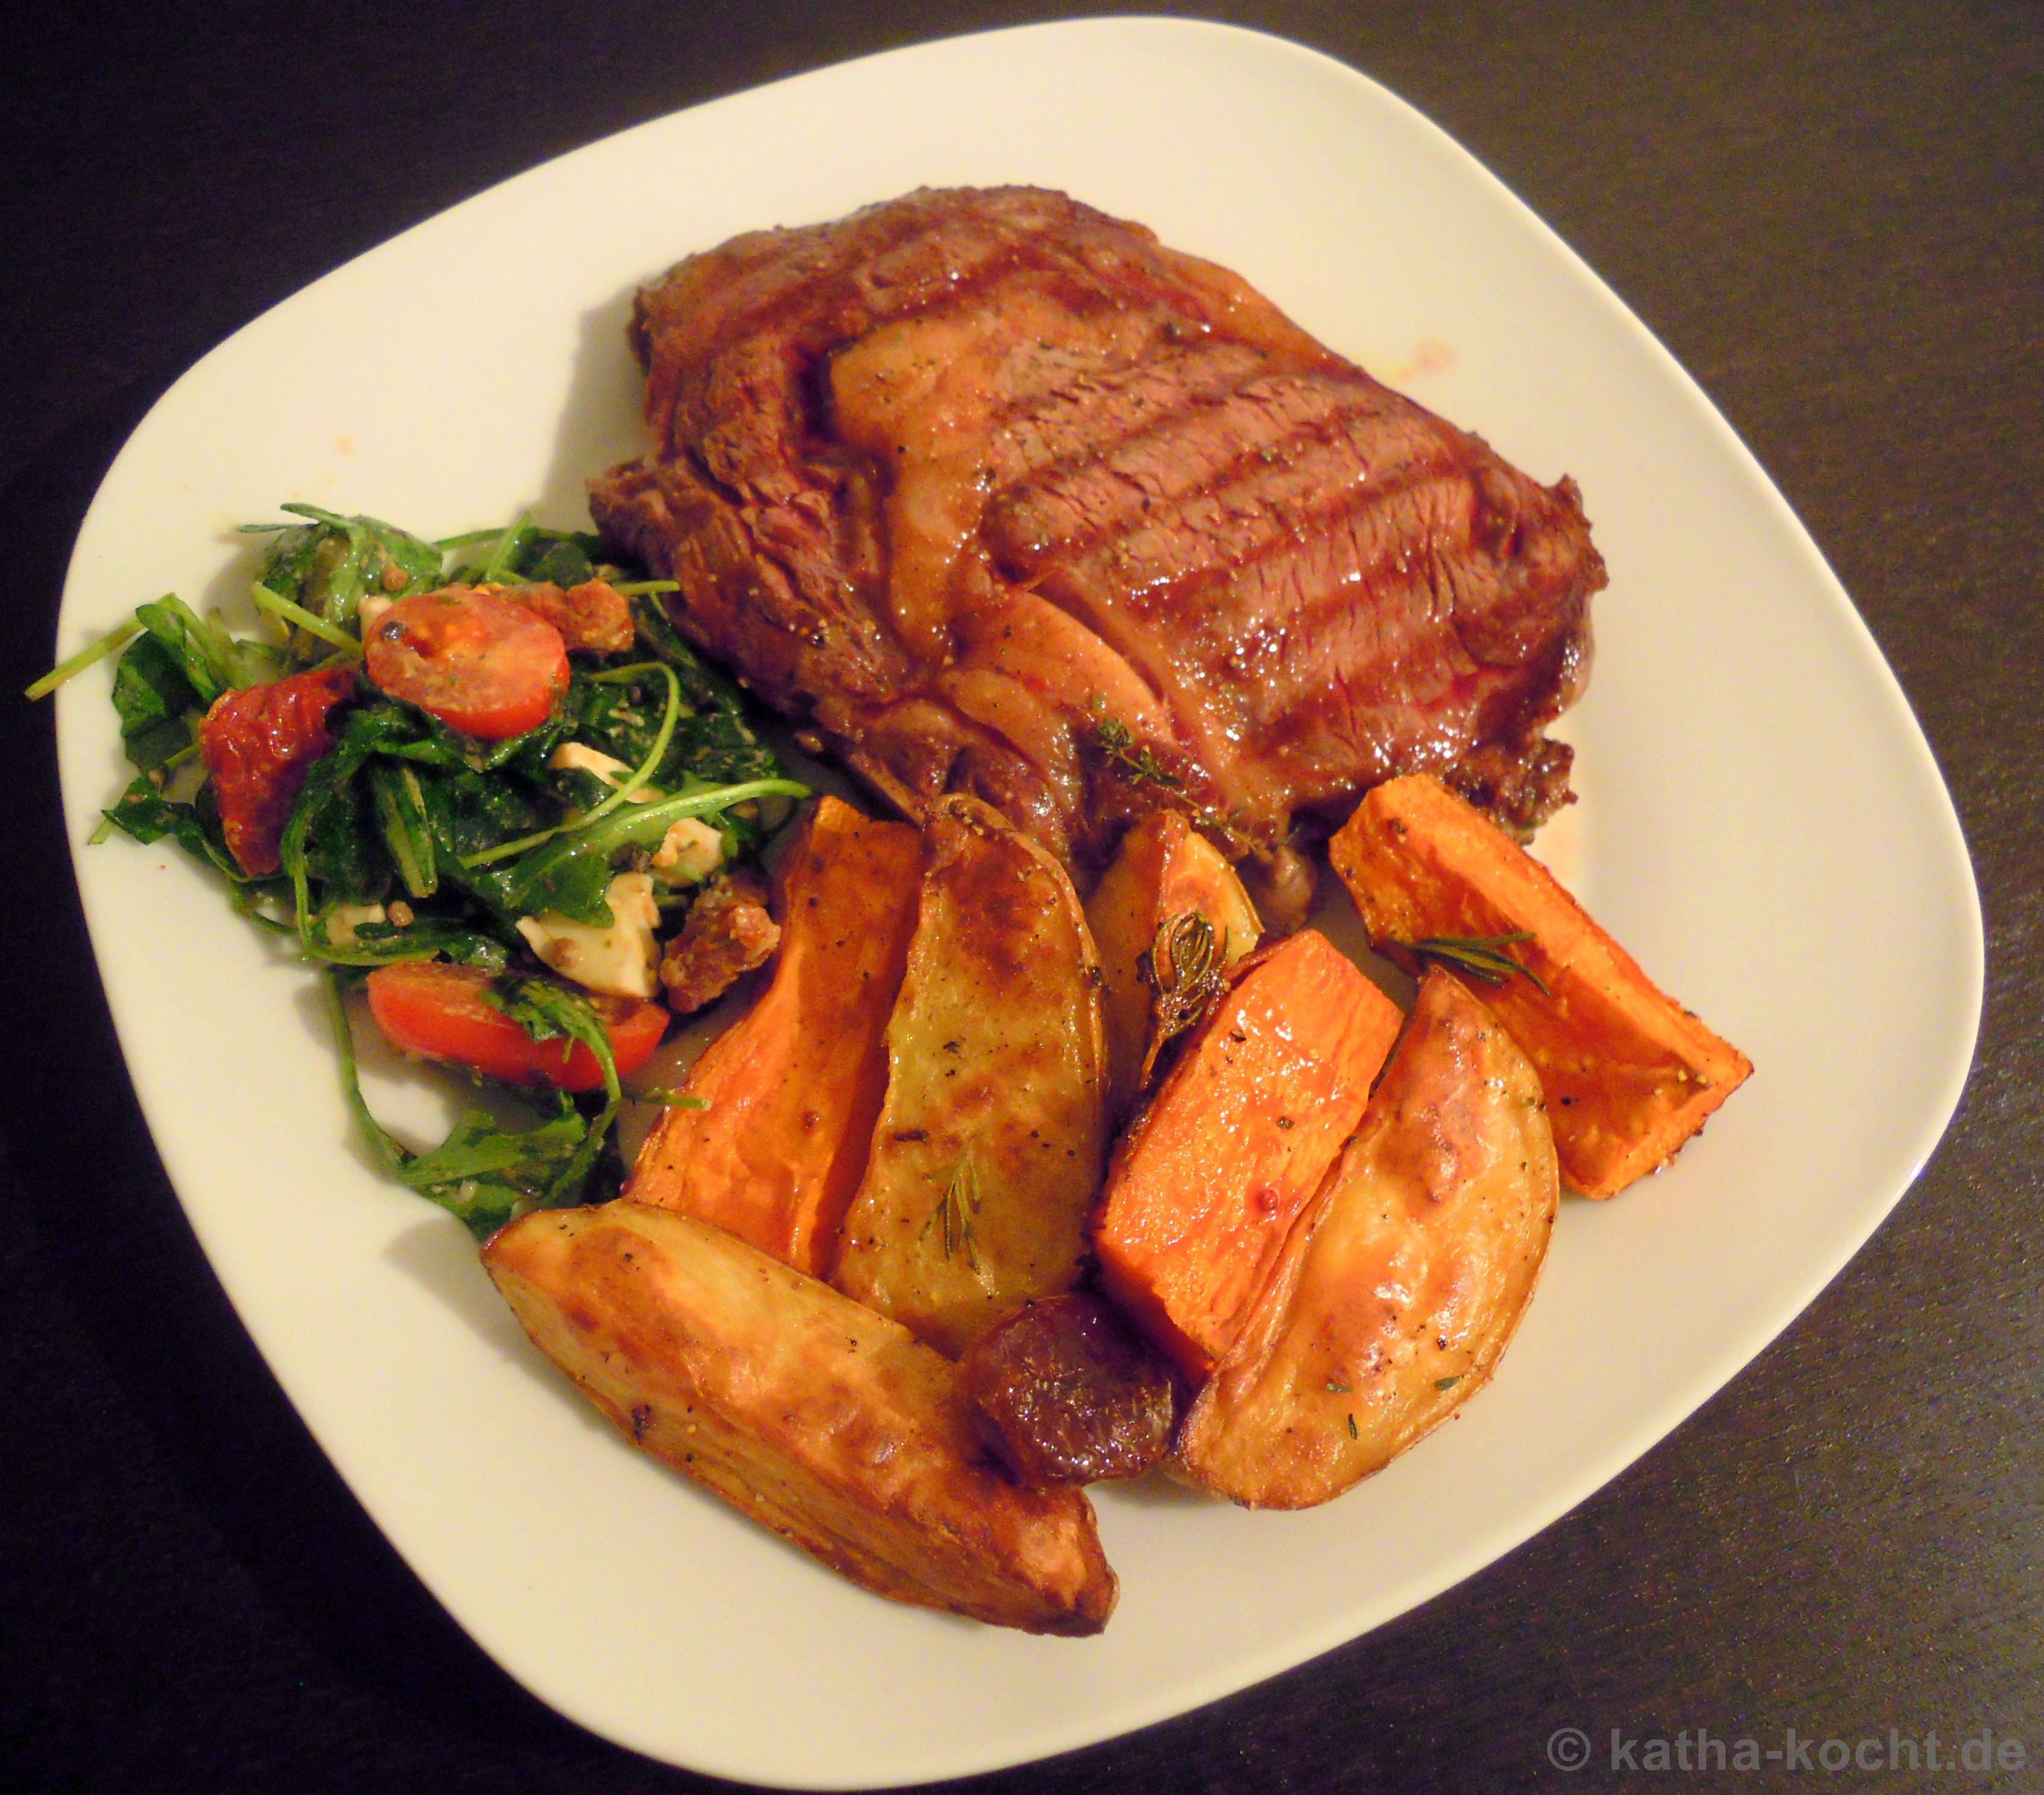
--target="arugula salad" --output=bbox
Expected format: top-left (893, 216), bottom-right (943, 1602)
top-left (34, 504), bottom-right (806, 1236)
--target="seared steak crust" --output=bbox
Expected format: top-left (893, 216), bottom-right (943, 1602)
top-left (592, 187), bottom-right (1603, 870)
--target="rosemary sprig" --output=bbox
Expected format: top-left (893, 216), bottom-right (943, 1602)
top-left (1401, 931), bottom-right (1551, 996)
top-left (1144, 910), bottom-right (1229, 1060)
top-left (921, 1156), bottom-right (983, 1270)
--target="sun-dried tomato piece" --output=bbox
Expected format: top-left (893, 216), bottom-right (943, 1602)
top-left (499, 578), bottom-right (636, 654)
top-left (199, 665), bottom-right (357, 876)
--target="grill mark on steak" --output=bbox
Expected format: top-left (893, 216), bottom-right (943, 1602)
top-left (987, 340), bottom-right (1281, 507)
top-left (591, 186), bottom-right (1603, 872)
top-left (987, 370), bottom-right (1399, 577)
top-left (1030, 405), bottom-right (1461, 615)
top-left (1020, 460), bottom-right (1519, 811)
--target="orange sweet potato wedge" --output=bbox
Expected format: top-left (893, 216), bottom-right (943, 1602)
top-left (1093, 928), bottom-right (1403, 1382)
top-left (1084, 811), bottom-right (1263, 1119)
top-left (1176, 970), bottom-right (1558, 1508)
top-left (625, 796), bottom-right (922, 1273)
top-left (1328, 773), bottom-right (1751, 1197)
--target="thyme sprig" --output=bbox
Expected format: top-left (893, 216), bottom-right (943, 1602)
top-left (1401, 931), bottom-right (1551, 996)
top-left (1089, 713), bottom-right (1183, 791)
top-left (922, 1156), bottom-right (984, 1270)
top-left (1084, 700), bottom-right (1252, 854)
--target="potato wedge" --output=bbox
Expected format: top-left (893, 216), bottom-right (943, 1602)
top-left (1328, 773), bottom-right (1751, 1197)
top-left (1093, 929), bottom-right (1403, 1382)
top-left (1177, 971), bottom-right (1558, 1508)
top-left (484, 1201), bottom-right (1116, 1635)
top-left (833, 796), bottom-right (1108, 1356)
top-left (626, 796), bottom-right (922, 1273)
top-left (1085, 812), bottom-right (1262, 1118)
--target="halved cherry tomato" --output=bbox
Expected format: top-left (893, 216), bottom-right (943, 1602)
top-left (363, 587), bottom-right (569, 739)
top-left (200, 663), bottom-right (358, 876)
top-left (365, 962), bottom-right (667, 1093)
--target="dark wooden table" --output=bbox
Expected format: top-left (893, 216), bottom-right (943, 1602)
top-left (4, 4), bottom-right (2037, 1791)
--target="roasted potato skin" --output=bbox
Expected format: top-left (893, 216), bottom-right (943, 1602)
top-left (1177, 971), bottom-right (1558, 1508)
top-left (484, 1200), bottom-right (1117, 1635)
top-left (834, 796), bottom-right (1108, 1355)
top-left (1329, 774), bottom-right (1750, 1196)
top-left (961, 1294), bottom-right (1177, 1487)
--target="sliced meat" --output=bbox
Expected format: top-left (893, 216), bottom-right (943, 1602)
top-left (591, 187), bottom-right (1603, 873)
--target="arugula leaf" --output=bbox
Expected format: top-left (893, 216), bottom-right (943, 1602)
top-left (377, 698), bottom-right (571, 774)
top-left (278, 706), bottom-right (425, 942)
top-left (479, 975), bottom-right (626, 1206)
top-left (568, 667), bottom-right (685, 772)
top-left (507, 838), bottom-right (616, 926)
top-left (292, 758), bottom-right (388, 908)
top-left (399, 1103), bottom-right (598, 1238)
top-left (367, 761), bottom-right (438, 900)
top-left (411, 764), bottom-right (555, 920)
top-left (25, 620), bottom-right (140, 701)
top-left (323, 972), bottom-right (608, 1241)
top-left (110, 635), bottom-right (201, 771)
top-left (101, 774), bottom-right (242, 878)
top-left (630, 596), bottom-right (751, 711)
top-left (471, 513), bottom-right (534, 585)
top-left (627, 602), bottom-right (786, 789)
top-left (256, 521), bottom-right (353, 614)
top-left (256, 505), bottom-right (443, 638)
top-left (483, 977), bottom-right (578, 1043)
top-left (98, 592), bottom-right (282, 768)
top-left (313, 914), bottom-right (511, 969)
top-left (356, 514), bottom-right (449, 593)
top-left (499, 776), bottom-right (808, 926)
top-left (665, 706), bottom-right (783, 792)
top-left (510, 528), bottom-right (604, 588)
top-left (133, 594), bottom-right (269, 700)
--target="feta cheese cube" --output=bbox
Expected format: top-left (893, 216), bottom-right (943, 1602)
top-left (516, 872), bottom-right (661, 999)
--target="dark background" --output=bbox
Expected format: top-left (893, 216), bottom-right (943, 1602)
top-left (2, 4), bottom-right (2038, 1791)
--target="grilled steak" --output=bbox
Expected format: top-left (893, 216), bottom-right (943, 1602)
top-left (591, 187), bottom-right (1602, 885)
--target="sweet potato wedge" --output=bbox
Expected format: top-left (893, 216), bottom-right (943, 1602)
top-left (484, 1201), bottom-right (1116, 1633)
top-left (625, 796), bottom-right (922, 1273)
top-left (1328, 773), bottom-right (1751, 1197)
top-left (833, 796), bottom-right (1108, 1356)
top-left (1177, 971), bottom-right (1558, 1508)
top-left (1085, 811), bottom-right (1263, 1118)
top-left (1093, 929), bottom-right (1403, 1383)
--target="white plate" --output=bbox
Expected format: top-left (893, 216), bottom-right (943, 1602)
top-left (55, 17), bottom-right (1982, 1788)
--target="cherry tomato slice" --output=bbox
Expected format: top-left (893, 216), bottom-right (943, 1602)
top-left (364, 587), bottom-right (569, 739)
top-left (199, 664), bottom-right (357, 876)
top-left (365, 962), bottom-right (667, 1093)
